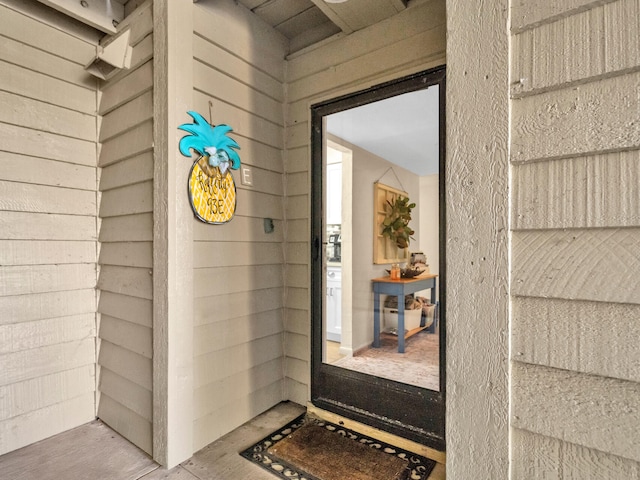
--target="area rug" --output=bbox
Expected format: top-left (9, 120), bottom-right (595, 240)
top-left (240, 414), bottom-right (436, 480)
top-left (334, 331), bottom-right (440, 391)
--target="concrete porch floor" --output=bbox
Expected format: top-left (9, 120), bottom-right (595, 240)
top-left (0, 401), bottom-right (445, 479)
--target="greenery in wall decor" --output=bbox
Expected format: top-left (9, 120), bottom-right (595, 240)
top-left (381, 195), bottom-right (416, 249)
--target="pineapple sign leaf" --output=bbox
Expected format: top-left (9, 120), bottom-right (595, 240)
top-left (178, 111), bottom-right (242, 225)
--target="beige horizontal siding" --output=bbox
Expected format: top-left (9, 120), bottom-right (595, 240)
top-left (285, 194), bottom-right (307, 220)
top-left (0, 62), bottom-right (95, 115)
top-left (192, 34), bottom-right (284, 102)
top-left (512, 362), bottom-right (640, 463)
top-left (98, 213), bottom-right (153, 242)
top-left (0, 91), bottom-right (96, 141)
top-left (0, 366), bottom-right (94, 422)
top-left (232, 190), bottom-right (285, 220)
top-left (193, 2), bottom-right (286, 82)
top-left (95, 1), bottom-right (154, 455)
top-left (284, 308), bottom-right (310, 337)
top-left (0, 211), bottom-right (96, 241)
top-left (193, 334), bottom-right (283, 389)
top-left (99, 152), bottom-right (153, 191)
top-left (99, 120), bottom-right (154, 167)
top-left (193, 358), bottom-right (282, 420)
top-left (287, 27), bottom-right (445, 103)
top-left (194, 287), bottom-right (283, 326)
top-left (284, 241), bottom-right (309, 265)
top-left (0, 289), bottom-right (95, 326)
top-left (0, 34), bottom-right (95, 88)
top-left (0, 392), bottom-right (95, 456)
top-left (191, 5), bottom-right (287, 447)
top-left (285, 378), bottom-right (307, 406)
top-left (193, 61), bottom-right (284, 126)
top-left (0, 122), bottom-right (95, 166)
top-left (192, 382), bottom-right (282, 452)
top-left (0, 338), bottom-right (95, 387)
top-left (97, 265), bottom-right (153, 300)
top-left (0, 181), bottom-right (96, 216)
top-left (99, 181), bottom-right (153, 217)
top-left (512, 228), bottom-right (640, 304)
top-left (99, 316), bottom-right (152, 359)
top-left (193, 242), bottom-right (283, 268)
top-left (97, 393), bottom-right (152, 454)
top-left (285, 287), bottom-right (308, 311)
top-left (98, 292), bottom-right (152, 329)
top-left (99, 91), bottom-right (154, 143)
top-left (509, 0), bottom-right (640, 474)
top-left (0, 240), bottom-right (95, 266)
top-left (0, 153), bottom-right (96, 191)
top-left (98, 340), bottom-right (152, 392)
top-left (99, 242), bottom-right (153, 269)
top-left (512, 297), bottom-right (640, 383)
top-left (285, 357), bottom-right (309, 386)
top-left (512, 0), bottom-right (640, 97)
top-left (284, 332), bottom-right (309, 362)
top-left (99, 61), bottom-right (153, 116)
top-left (0, 3), bottom-right (95, 64)
top-left (512, 428), bottom-right (640, 479)
top-left (193, 309), bottom-right (283, 357)
top-left (0, 314), bottom-right (95, 354)
top-left (193, 216), bottom-right (284, 243)
top-left (0, 264), bottom-right (96, 297)
top-left (512, 71), bottom-right (640, 164)
top-left (192, 91), bottom-right (284, 150)
top-left (193, 265), bottom-right (284, 298)
top-left (511, 0), bottom-right (619, 33)
top-left (98, 367), bottom-right (152, 423)
top-left (512, 150), bottom-right (640, 230)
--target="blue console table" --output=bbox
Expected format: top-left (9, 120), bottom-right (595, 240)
top-left (372, 274), bottom-right (438, 353)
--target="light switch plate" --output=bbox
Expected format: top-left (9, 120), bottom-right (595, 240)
top-left (241, 166), bottom-right (253, 186)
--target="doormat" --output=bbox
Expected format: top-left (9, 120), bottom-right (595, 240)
top-left (240, 414), bottom-right (436, 480)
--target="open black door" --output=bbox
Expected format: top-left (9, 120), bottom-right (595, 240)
top-left (310, 66), bottom-right (446, 451)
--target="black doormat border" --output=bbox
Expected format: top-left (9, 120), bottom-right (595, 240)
top-left (239, 413), bottom-right (436, 480)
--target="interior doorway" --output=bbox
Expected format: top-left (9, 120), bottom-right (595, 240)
top-left (310, 66), bottom-right (446, 450)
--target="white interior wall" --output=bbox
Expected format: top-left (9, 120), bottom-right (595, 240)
top-left (283, 0), bottom-right (446, 405)
top-left (0, 0), bottom-right (101, 456)
top-left (95, 0), bottom-right (155, 455)
top-left (190, 0), bottom-right (288, 452)
top-left (509, 0), bottom-right (640, 476)
top-left (418, 174), bottom-right (439, 281)
top-left (330, 137), bottom-right (420, 352)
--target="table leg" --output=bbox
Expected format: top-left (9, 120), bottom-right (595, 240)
top-left (373, 291), bottom-right (381, 348)
top-left (428, 281), bottom-right (437, 333)
top-left (398, 295), bottom-right (405, 353)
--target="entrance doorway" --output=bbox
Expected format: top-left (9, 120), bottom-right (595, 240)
top-left (310, 66), bottom-right (446, 450)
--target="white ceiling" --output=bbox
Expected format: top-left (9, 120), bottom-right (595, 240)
top-left (326, 85), bottom-right (440, 177)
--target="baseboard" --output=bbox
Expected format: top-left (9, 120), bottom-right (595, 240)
top-left (306, 402), bottom-right (446, 465)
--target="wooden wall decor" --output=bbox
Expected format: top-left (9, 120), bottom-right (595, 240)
top-left (178, 111), bottom-right (241, 224)
top-left (373, 182), bottom-right (411, 264)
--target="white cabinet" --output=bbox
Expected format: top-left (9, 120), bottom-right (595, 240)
top-left (326, 266), bottom-right (342, 342)
top-left (326, 162), bottom-right (342, 225)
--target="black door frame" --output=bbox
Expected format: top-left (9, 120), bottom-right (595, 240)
top-left (310, 65), bottom-right (447, 451)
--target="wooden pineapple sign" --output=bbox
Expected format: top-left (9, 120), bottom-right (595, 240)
top-left (178, 111), bottom-right (241, 224)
